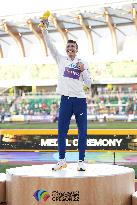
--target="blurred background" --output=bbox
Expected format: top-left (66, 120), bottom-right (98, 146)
top-left (0, 0), bottom-right (137, 177)
top-left (0, 0), bottom-right (137, 127)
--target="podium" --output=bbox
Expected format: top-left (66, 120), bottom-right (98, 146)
top-left (0, 173), bottom-right (6, 203)
top-left (132, 192), bottom-right (137, 205)
top-left (6, 163), bottom-right (135, 205)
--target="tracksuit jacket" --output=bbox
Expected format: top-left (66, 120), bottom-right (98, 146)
top-left (42, 30), bottom-right (92, 97)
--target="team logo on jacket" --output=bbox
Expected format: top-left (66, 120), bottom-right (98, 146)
top-left (63, 63), bottom-right (81, 80)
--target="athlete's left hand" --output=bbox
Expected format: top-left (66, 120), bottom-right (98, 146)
top-left (76, 62), bottom-right (84, 72)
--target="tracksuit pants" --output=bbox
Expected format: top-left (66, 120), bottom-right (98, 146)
top-left (58, 95), bottom-right (87, 161)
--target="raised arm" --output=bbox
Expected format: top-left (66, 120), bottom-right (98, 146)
top-left (42, 29), bottom-right (61, 63)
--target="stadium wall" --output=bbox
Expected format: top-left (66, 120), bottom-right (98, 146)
top-left (0, 129), bottom-right (137, 152)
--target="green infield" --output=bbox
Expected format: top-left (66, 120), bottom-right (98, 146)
top-left (0, 164), bottom-right (30, 173)
top-left (0, 121), bottom-right (137, 129)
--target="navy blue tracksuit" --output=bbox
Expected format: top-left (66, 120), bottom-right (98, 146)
top-left (58, 95), bottom-right (87, 161)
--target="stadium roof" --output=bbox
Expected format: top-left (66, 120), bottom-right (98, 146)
top-left (0, 1), bottom-right (137, 35)
top-left (0, 0), bottom-right (137, 59)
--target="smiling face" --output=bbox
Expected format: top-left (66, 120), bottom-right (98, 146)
top-left (66, 40), bottom-right (78, 60)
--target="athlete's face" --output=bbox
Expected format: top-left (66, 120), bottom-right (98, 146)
top-left (66, 43), bottom-right (78, 59)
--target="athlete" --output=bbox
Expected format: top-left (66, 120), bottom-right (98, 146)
top-left (42, 25), bottom-right (92, 171)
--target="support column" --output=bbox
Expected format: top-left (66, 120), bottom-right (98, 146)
top-left (3, 22), bottom-right (25, 57)
top-left (27, 19), bottom-right (48, 56)
top-left (131, 6), bottom-right (137, 31)
top-left (78, 14), bottom-right (94, 55)
top-left (0, 45), bottom-right (3, 58)
top-left (104, 9), bottom-right (118, 54)
top-left (51, 15), bottom-right (68, 44)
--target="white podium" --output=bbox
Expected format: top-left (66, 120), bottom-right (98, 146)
top-left (6, 163), bottom-right (135, 205)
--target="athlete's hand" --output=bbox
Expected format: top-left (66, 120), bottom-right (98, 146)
top-left (38, 20), bottom-right (45, 29)
top-left (38, 10), bottom-right (51, 30)
top-left (76, 62), bottom-right (84, 72)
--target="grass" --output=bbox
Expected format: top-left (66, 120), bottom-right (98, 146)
top-left (0, 164), bottom-right (31, 173)
top-left (0, 121), bottom-right (137, 129)
top-left (124, 165), bottom-right (137, 178)
top-left (0, 122), bottom-right (137, 176)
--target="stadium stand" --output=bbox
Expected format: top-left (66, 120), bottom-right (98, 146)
top-left (0, 83), bottom-right (137, 123)
top-left (0, 1), bottom-right (137, 123)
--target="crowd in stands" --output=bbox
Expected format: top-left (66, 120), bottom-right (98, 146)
top-left (0, 95), bottom-right (59, 122)
top-left (86, 94), bottom-right (137, 116)
top-left (0, 88), bottom-right (137, 123)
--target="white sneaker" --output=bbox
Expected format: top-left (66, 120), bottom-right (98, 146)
top-left (52, 159), bottom-right (67, 171)
top-left (77, 160), bottom-right (86, 171)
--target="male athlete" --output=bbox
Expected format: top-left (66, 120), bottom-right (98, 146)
top-left (42, 26), bottom-right (92, 171)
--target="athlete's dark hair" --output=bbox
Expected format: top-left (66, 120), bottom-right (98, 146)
top-left (67, 39), bottom-right (78, 49)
